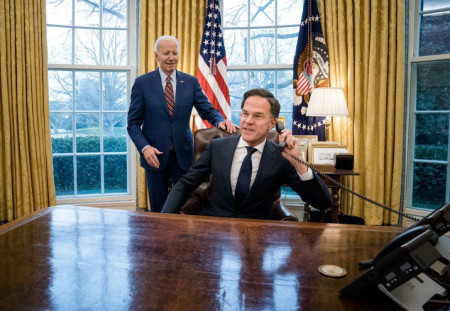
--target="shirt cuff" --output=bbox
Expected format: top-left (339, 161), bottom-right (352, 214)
top-left (297, 168), bottom-right (313, 181)
top-left (142, 145), bottom-right (150, 153)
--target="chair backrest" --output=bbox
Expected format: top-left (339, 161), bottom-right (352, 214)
top-left (194, 128), bottom-right (280, 161)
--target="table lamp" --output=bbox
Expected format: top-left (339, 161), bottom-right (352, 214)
top-left (306, 87), bottom-right (349, 141)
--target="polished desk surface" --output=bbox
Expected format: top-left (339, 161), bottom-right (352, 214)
top-left (0, 205), bottom-right (410, 310)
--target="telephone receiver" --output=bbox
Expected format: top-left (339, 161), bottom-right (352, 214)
top-left (273, 121), bottom-right (419, 222)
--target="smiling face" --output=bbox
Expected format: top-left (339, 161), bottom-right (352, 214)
top-left (155, 39), bottom-right (179, 75)
top-left (240, 96), bottom-right (277, 147)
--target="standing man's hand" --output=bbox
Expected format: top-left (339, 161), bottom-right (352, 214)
top-left (218, 119), bottom-right (237, 133)
top-left (143, 146), bottom-right (163, 169)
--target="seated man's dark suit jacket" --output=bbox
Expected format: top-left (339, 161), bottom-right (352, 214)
top-left (162, 135), bottom-right (333, 219)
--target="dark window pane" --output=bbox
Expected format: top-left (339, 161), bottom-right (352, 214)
top-left (412, 162), bottom-right (447, 210)
top-left (103, 113), bottom-right (127, 152)
top-left (416, 62), bottom-right (450, 111)
top-left (419, 11), bottom-right (450, 56)
top-left (50, 113), bottom-right (73, 153)
top-left (76, 113), bottom-right (100, 153)
top-left (104, 155), bottom-right (127, 193)
top-left (414, 114), bottom-right (449, 160)
top-left (53, 156), bottom-right (74, 196)
top-left (77, 156), bottom-right (101, 194)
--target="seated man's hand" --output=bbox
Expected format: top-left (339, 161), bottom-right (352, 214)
top-left (218, 119), bottom-right (237, 133)
top-left (279, 130), bottom-right (308, 175)
top-left (143, 146), bottom-right (163, 169)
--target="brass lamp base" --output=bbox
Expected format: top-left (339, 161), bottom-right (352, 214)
top-left (324, 117), bottom-right (331, 141)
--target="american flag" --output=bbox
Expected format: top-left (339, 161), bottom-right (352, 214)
top-left (195, 0), bottom-right (231, 129)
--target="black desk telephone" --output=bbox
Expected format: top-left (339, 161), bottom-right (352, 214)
top-left (274, 122), bottom-right (449, 310)
top-left (340, 203), bottom-right (450, 310)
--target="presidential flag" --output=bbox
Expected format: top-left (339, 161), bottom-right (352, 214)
top-left (195, 0), bottom-right (231, 129)
top-left (292, 0), bottom-right (329, 140)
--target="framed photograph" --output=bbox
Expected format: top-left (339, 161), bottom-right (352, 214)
top-left (310, 145), bottom-right (349, 165)
top-left (277, 116), bottom-right (286, 127)
top-left (299, 140), bottom-right (308, 161)
top-left (294, 135), bottom-right (318, 144)
top-left (308, 141), bottom-right (340, 162)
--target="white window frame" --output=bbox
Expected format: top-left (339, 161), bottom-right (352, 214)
top-left (47, 0), bottom-right (137, 208)
top-left (405, 0), bottom-right (450, 217)
top-left (222, 0), bottom-right (301, 121)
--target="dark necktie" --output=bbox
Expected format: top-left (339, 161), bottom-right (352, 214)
top-left (235, 146), bottom-right (257, 207)
top-left (165, 76), bottom-right (175, 117)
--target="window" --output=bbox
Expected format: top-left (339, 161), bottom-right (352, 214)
top-left (223, 0), bottom-right (302, 128)
top-left (406, 0), bottom-right (450, 212)
top-left (46, 0), bottom-right (136, 201)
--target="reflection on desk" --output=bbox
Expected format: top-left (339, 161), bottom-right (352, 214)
top-left (1, 205), bottom-right (410, 310)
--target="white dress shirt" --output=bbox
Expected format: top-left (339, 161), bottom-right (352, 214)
top-left (230, 137), bottom-right (314, 197)
top-left (142, 68), bottom-right (177, 153)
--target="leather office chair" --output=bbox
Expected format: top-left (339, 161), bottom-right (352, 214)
top-left (178, 128), bottom-right (299, 221)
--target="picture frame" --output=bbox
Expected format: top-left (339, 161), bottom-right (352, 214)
top-left (277, 116), bottom-right (286, 127)
top-left (310, 145), bottom-right (349, 165)
top-left (293, 135), bottom-right (318, 144)
top-left (308, 141), bottom-right (341, 162)
top-left (299, 140), bottom-right (308, 161)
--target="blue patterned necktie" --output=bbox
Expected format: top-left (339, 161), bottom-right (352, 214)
top-left (235, 146), bottom-right (257, 207)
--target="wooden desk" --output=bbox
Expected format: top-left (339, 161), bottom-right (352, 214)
top-left (312, 165), bottom-right (359, 223)
top-left (0, 206), bottom-right (409, 310)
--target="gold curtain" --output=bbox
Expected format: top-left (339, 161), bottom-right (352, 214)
top-left (137, 0), bottom-right (207, 209)
top-left (318, 0), bottom-right (405, 225)
top-left (0, 0), bottom-right (56, 221)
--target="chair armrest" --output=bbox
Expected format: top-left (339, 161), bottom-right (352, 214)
top-left (179, 181), bottom-right (211, 215)
top-left (271, 198), bottom-right (299, 222)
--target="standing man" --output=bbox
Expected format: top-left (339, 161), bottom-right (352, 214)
top-left (127, 35), bottom-right (235, 212)
top-left (161, 88), bottom-right (332, 219)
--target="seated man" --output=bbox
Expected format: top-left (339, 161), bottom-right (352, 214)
top-left (161, 88), bottom-right (332, 220)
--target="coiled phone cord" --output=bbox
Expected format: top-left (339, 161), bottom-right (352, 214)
top-left (285, 152), bottom-right (420, 222)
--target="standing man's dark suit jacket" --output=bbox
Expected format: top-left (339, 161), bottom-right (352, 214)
top-left (127, 69), bottom-right (225, 172)
top-left (162, 136), bottom-right (333, 219)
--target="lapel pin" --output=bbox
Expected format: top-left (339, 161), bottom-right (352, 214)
top-left (180, 80), bottom-right (184, 83)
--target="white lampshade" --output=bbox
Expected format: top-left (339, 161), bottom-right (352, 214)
top-left (306, 87), bottom-right (349, 117)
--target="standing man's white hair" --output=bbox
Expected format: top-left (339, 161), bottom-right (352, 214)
top-left (154, 35), bottom-right (179, 52)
